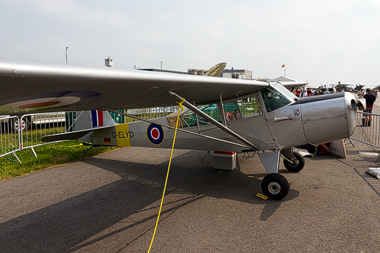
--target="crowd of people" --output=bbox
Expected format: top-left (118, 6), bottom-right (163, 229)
top-left (293, 87), bottom-right (343, 97)
top-left (295, 86), bottom-right (378, 155)
top-left (357, 88), bottom-right (378, 99)
top-left (293, 86), bottom-right (378, 101)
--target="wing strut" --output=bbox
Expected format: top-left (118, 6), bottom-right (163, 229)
top-left (165, 91), bottom-right (259, 150)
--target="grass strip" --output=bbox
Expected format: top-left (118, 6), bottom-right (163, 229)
top-left (0, 140), bottom-right (120, 181)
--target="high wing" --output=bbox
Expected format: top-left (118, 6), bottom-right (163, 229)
top-left (0, 59), bottom-right (268, 115)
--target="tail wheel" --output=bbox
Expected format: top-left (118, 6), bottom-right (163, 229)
top-left (283, 151), bottom-right (305, 173)
top-left (261, 173), bottom-right (289, 200)
top-left (14, 118), bottom-right (29, 132)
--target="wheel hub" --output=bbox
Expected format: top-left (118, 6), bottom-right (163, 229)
top-left (15, 119), bottom-right (26, 131)
top-left (268, 182), bottom-right (281, 195)
top-left (290, 159), bottom-right (299, 167)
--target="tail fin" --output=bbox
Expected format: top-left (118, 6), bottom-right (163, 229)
top-left (69, 110), bottom-right (116, 132)
top-left (205, 62), bottom-right (227, 77)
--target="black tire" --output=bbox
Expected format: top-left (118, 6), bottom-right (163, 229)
top-left (283, 152), bottom-right (305, 173)
top-left (261, 173), bottom-right (289, 200)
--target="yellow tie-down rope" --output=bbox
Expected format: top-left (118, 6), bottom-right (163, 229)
top-left (147, 98), bottom-right (185, 253)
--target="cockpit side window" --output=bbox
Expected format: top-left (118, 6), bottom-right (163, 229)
top-left (223, 102), bottom-right (240, 122)
top-left (167, 93), bottom-right (263, 128)
top-left (261, 86), bottom-right (293, 112)
top-left (175, 104), bottom-right (220, 128)
top-left (236, 95), bottom-right (261, 118)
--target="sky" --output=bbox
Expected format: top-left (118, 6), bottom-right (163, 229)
top-left (1, 0), bottom-right (380, 87)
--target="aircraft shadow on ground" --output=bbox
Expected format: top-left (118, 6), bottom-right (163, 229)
top-left (0, 150), bottom-right (299, 252)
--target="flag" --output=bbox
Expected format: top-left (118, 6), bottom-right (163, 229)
top-left (91, 110), bottom-right (104, 127)
top-left (282, 64), bottom-right (285, 68)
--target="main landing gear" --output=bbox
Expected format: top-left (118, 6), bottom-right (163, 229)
top-left (261, 173), bottom-right (289, 200)
top-left (258, 150), bottom-right (305, 200)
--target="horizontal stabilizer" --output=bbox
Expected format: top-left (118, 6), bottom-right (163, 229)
top-left (41, 126), bottom-right (113, 142)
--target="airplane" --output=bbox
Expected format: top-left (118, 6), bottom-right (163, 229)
top-left (0, 59), bottom-right (358, 200)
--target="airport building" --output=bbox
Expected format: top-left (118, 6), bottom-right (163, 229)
top-left (187, 69), bottom-right (206, 75)
top-left (221, 68), bottom-right (253, 80)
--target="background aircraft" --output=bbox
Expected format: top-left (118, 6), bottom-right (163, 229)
top-left (0, 59), bottom-right (357, 199)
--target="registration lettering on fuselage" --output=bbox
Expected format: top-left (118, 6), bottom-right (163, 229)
top-left (113, 123), bottom-right (134, 146)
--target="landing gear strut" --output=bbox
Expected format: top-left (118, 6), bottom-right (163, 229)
top-left (261, 173), bottom-right (289, 200)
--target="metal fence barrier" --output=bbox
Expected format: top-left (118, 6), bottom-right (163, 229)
top-left (351, 111), bottom-right (380, 149)
top-left (20, 112), bottom-right (70, 154)
top-left (0, 116), bottom-right (22, 162)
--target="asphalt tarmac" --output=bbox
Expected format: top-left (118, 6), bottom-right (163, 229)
top-left (1, 101), bottom-right (380, 252)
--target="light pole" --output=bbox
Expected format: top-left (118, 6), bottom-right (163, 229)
top-left (161, 61), bottom-right (163, 70)
top-left (66, 47), bottom-right (69, 63)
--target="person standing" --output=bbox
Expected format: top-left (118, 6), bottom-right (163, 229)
top-left (295, 88), bottom-right (300, 97)
top-left (358, 88), bottom-right (364, 98)
top-left (363, 88), bottom-right (376, 126)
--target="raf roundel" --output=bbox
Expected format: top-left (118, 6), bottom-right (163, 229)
top-left (147, 123), bottom-right (165, 145)
top-left (0, 91), bottom-right (101, 113)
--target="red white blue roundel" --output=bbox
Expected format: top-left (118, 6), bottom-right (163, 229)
top-left (147, 123), bottom-right (164, 145)
top-left (0, 91), bottom-right (101, 113)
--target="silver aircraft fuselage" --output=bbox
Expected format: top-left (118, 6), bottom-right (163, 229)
top-left (114, 84), bottom-right (357, 153)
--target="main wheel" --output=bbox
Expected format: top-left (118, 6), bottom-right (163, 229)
top-left (261, 173), bottom-right (289, 200)
top-left (283, 151), bottom-right (304, 173)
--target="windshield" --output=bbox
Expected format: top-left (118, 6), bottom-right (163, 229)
top-left (270, 83), bottom-right (298, 100)
top-left (261, 86), bottom-right (293, 112)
